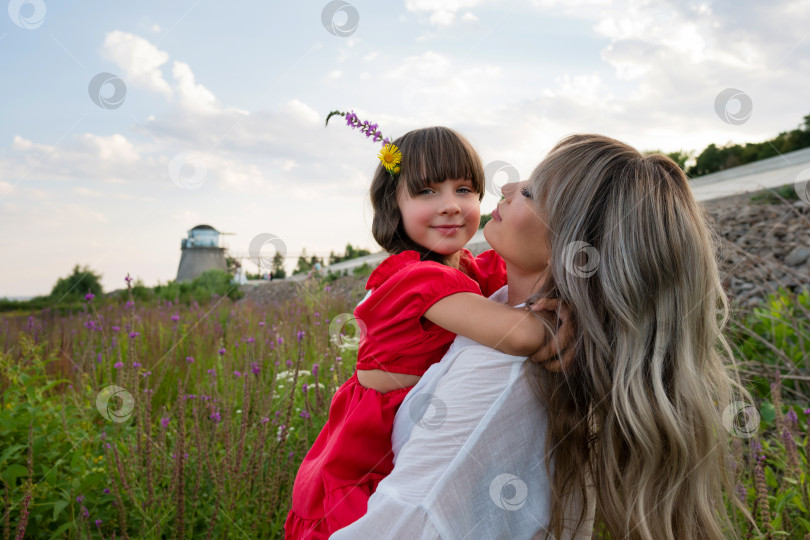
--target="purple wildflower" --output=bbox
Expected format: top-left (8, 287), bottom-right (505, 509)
top-left (141, 371), bottom-right (152, 378)
top-left (125, 300), bottom-right (135, 309)
top-left (244, 337), bottom-right (255, 344)
top-left (132, 361), bottom-right (142, 368)
top-left (111, 326), bottom-right (120, 332)
top-left (324, 285), bottom-right (331, 292)
top-left (234, 370), bottom-right (242, 377)
top-left (85, 292), bottom-right (95, 302)
top-left (96, 352), bottom-right (102, 363)
top-left (124, 274), bottom-right (133, 284)
top-left (113, 362), bottom-right (124, 369)
top-left (161, 417), bottom-right (170, 429)
top-left (312, 364), bottom-right (319, 377)
top-left (76, 495), bottom-right (85, 503)
top-left (259, 321), bottom-right (265, 327)
top-left (218, 347), bottom-right (226, 356)
top-left (185, 356), bottom-right (194, 363)
top-left (260, 416), bottom-right (270, 424)
top-left (103, 488), bottom-right (110, 494)
top-left (302, 383), bottom-right (308, 394)
top-left (277, 337), bottom-right (284, 345)
top-left (171, 314), bottom-right (180, 322)
top-left (209, 410), bottom-right (222, 423)
top-left (297, 330), bottom-right (305, 342)
top-left (251, 362), bottom-right (261, 375)
top-left (300, 410), bottom-right (311, 419)
top-left (286, 359), bottom-right (293, 368)
top-left (95, 519), bottom-right (103, 527)
top-left (129, 331), bottom-right (140, 339)
top-left (81, 506), bottom-right (89, 519)
top-left (207, 368), bottom-right (217, 377)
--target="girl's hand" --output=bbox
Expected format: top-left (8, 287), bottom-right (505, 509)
top-left (526, 297), bottom-right (575, 372)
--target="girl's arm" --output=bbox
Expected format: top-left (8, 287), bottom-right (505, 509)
top-left (423, 293), bottom-right (555, 356)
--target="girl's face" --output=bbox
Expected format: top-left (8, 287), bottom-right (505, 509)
top-left (483, 180), bottom-right (551, 274)
top-left (397, 177), bottom-right (481, 256)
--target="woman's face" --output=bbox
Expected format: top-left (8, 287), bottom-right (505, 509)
top-left (483, 180), bottom-right (551, 274)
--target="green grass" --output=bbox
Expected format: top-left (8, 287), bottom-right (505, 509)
top-left (1, 278), bottom-right (809, 538)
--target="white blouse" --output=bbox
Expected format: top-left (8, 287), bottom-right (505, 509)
top-left (332, 286), bottom-right (591, 539)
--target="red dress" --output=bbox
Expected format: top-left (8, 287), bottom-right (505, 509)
top-left (284, 249), bottom-right (506, 539)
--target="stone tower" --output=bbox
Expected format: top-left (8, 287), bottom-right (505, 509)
top-left (176, 225), bottom-right (228, 282)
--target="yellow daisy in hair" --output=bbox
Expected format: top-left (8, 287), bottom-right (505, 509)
top-left (378, 143), bottom-right (402, 172)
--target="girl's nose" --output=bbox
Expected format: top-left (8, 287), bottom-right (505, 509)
top-left (439, 193), bottom-right (461, 214)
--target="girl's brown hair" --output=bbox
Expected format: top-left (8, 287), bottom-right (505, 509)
top-left (526, 134), bottom-right (752, 539)
top-left (370, 126), bottom-right (485, 264)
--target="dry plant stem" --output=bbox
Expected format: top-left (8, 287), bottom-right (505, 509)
top-left (105, 445), bottom-right (128, 537)
top-left (144, 395), bottom-right (155, 507)
top-left (173, 385), bottom-right (187, 540)
top-left (734, 320), bottom-right (804, 377)
top-left (3, 483), bottom-right (11, 540)
top-left (769, 188), bottom-right (810, 229)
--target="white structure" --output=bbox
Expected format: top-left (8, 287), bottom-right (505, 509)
top-left (176, 225), bottom-right (229, 282)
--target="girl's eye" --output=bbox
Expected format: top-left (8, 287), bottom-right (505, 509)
top-left (457, 186), bottom-right (473, 194)
top-left (419, 188), bottom-right (434, 195)
top-left (520, 186), bottom-right (533, 199)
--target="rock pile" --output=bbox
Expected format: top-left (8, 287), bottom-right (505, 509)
top-left (705, 190), bottom-right (810, 308)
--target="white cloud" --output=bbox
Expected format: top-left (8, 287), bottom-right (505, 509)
top-left (172, 61), bottom-right (220, 115)
top-left (102, 31), bottom-right (173, 98)
top-left (405, 0), bottom-right (486, 26)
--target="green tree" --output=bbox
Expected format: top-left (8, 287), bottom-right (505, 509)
top-left (295, 248), bottom-right (312, 275)
top-left (49, 264), bottom-right (103, 303)
top-left (271, 252), bottom-right (286, 279)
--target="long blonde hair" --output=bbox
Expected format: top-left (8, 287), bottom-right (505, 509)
top-left (527, 134), bottom-right (750, 539)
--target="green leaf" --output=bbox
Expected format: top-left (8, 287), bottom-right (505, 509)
top-left (0, 444), bottom-right (27, 466)
top-left (760, 401), bottom-right (776, 425)
top-left (795, 516), bottom-right (810, 533)
top-left (49, 522), bottom-right (74, 539)
top-left (52, 499), bottom-right (68, 521)
top-left (1, 464), bottom-right (29, 486)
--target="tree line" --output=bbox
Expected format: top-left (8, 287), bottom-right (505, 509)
top-left (646, 112), bottom-right (810, 178)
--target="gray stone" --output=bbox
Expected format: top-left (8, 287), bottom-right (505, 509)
top-left (784, 247), bottom-right (810, 267)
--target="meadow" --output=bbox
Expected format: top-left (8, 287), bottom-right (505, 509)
top-left (1, 274), bottom-right (809, 539)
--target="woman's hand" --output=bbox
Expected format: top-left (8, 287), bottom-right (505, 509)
top-left (526, 297), bottom-right (575, 372)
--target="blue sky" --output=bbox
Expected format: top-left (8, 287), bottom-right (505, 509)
top-left (1, 0), bottom-right (809, 297)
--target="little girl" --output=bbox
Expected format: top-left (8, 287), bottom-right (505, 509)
top-left (285, 126), bottom-right (562, 539)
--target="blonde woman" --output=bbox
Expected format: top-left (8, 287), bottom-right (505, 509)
top-left (333, 134), bottom-right (748, 539)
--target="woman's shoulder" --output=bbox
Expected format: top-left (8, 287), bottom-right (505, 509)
top-left (365, 250), bottom-right (466, 291)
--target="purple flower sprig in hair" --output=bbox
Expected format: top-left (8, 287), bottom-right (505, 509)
top-left (325, 110), bottom-right (391, 146)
